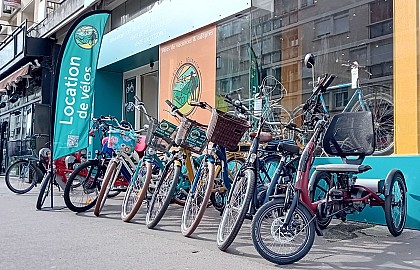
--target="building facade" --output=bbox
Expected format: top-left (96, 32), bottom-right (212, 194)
top-left (1, 0), bottom-right (420, 228)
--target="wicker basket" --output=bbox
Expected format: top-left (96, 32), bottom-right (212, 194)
top-left (175, 117), bottom-right (208, 154)
top-left (146, 118), bottom-right (177, 152)
top-left (206, 109), bottom-right (250, 151)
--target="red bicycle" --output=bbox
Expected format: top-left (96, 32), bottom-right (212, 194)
top-left (251, 74), bottom-right (407, 265)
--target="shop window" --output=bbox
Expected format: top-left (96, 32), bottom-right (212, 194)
top-left (314, 12), bottom-right (349, 38)
top-left (334, 91), bottom-right (349, 109)
top-left (299, 0), bottom-right (314, 9)
top-left (370, 20), bottom-right (392, 38)
top-left (370, 0), bottom-right (392, 23)
top-left (349, 47), bottom-right (368, 66)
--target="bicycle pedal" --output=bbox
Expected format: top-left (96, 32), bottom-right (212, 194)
top-left (244, 213), bottom-right (253, 220)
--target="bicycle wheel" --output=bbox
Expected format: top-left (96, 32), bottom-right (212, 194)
top-left (36, 173), bottom-right (53, 210)
top-left (181, 159), bottom-right (215, 236)
top-left (351, 93), bottom-right (394, 155)
top-left (384, 171), bottom-right (407, 237)
top-left (64, 160), bottom-right (105, 213)
top-left (210, 157), bottom-right (245, 213)
top-left (121, 161), bottom-right (153, 222)
top-left (94, 159), bottom-right (119, 216)
top-left (146, 159), bottom-right (181, 228)
top-left (217, 167), bottom-right (255, 251)
top-left (251, 200), bottom-right (316, 265)
top-left (309, 171), bottom-right (333, 229)
top-left (5, 160), bottom-right (43, 194)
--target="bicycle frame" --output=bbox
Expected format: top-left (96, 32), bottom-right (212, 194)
top-left (326, 82), bottom-right (369, 112)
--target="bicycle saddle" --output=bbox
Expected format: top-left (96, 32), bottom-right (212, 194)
top-left (250, 132), bottom-right (272, 143)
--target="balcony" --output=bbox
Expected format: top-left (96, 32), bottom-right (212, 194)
top-left (28, 0), bottom-right (84, 38)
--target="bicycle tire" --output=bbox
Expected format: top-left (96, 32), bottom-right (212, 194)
top-left (217, 167), bottom-right (255, 251)
top-left (146, 159), bottom-right (181, 228)
top-left (309, 171), bottom-right (333, 229)
top-left (384, 171), bottom-right (407, 236)
top-left (5, 160), bottom-right (43, 194)
top-left (64, 160), bottom-right (104, 213)
top-left (94, 160), bottom-right (118, 216)
top-left (351, 93), bottom-right (394, 155)
top-left (210, 157), bottom-right (245, 213)
top-left (181, 159), bottom-right (215, 236)
top-left (251, 200), bottom-right (316, 265)
top-left (36, 173), bottom-right (52, 210)
top-left (121, 161), bottom-right (153, 222)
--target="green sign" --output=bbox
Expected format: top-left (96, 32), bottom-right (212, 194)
top-left (53, 11), bottom-right (110, 160)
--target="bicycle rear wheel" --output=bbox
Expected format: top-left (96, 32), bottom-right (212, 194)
top-left (146, 158), bottom-right (181, 229)
top-left (94, 160), bottom-right (119, 216)
top-left (217, 167), bottom-right (255, 251)
top-left (36, 173), bottom-right (53, 210)
top-left (351, 93), bottom-right (394, 155)
top-left (181, 159), bottom-right (215, 236)
top-left (64, 160), bottom-right (104, 213)
top-left (5, 160), bottom-right (43, 194)
top-left (121, 160), bottom-right (153, 222)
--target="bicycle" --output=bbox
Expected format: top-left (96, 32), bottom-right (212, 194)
top-left (292, 53), bottom-right (394, 155)
top-left (93, 103), bottom-right (164, 219)
top-left (250, 73), bottom-right (406, 265)
top-left (216, 88), bottom-right (301, 251)
top-left (5, 153), bottom-right (44, 194)
top-left (63, 116), bottom-right (129, 212)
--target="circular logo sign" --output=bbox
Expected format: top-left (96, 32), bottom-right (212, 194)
top-left (74, 25), bottom-right (99, 49)
top-left (171, 63), bottom-right (201, 116)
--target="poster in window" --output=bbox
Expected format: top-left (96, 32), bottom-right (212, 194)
top-left (124, 77), bottom-right (136, 127)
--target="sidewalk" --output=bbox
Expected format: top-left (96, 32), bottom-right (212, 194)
top-left (1, 178), bottom-right (419, 270)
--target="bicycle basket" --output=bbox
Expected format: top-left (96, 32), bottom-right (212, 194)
top-left (176, 117), bottom-right (208, 154)
top-left (107, 127), bottom-right (137, 154)
top-left (206, 109), bottom-right (250, 151)
top-left (146, 119), bottom-right (177, 152)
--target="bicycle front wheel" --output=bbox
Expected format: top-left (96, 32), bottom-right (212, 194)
top-left (121, 160), bottom-right (153, 222)
top-left (5, 160), bottom-right (43, 194)
top-left (217, 167), bottom-right (255, 251)
top-left (146, 158), bottom-right (181, 229)
top-left (94, 159), bottom-right (119, 216)
top-left (64, 160), bottom-right (105, 213)
top-left (181, 159), bottom-right (215, 236)
top-left (251, 200), bottom-right (315, 265)
top-left (36, 173), bottom-right (53, 210)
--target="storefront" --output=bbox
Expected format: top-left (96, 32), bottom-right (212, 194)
top-left (0, 21), bottom-right (54, 172)
top-left (96, 0), bottom-right (420, 229)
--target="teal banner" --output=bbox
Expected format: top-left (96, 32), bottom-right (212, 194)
top-left (53, 11), bottom-right (110, 160)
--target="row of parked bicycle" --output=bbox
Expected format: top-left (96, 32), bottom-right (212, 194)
top-left (4, 54), bottom-right (407, 265)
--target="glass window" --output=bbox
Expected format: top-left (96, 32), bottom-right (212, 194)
top-left (315, 19), bottom-right (331, 37)
top-left (334, 14), bottom-right (349, 34)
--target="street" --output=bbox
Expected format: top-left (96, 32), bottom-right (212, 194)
top-left (1, 179), bottom-right (420, 270)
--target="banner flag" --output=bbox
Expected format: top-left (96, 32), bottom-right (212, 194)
top-left (52, 10), bottom-right (110, 160)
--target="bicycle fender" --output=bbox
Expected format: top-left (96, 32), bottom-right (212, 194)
top-left (384, 169), bottom-right (406, 196)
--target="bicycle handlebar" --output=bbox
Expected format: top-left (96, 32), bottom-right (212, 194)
top-left (165, 99), bottom-right (183, 117)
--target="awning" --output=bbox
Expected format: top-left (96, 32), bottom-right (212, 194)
top-left (0, 63), bottom-right (33, 93)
